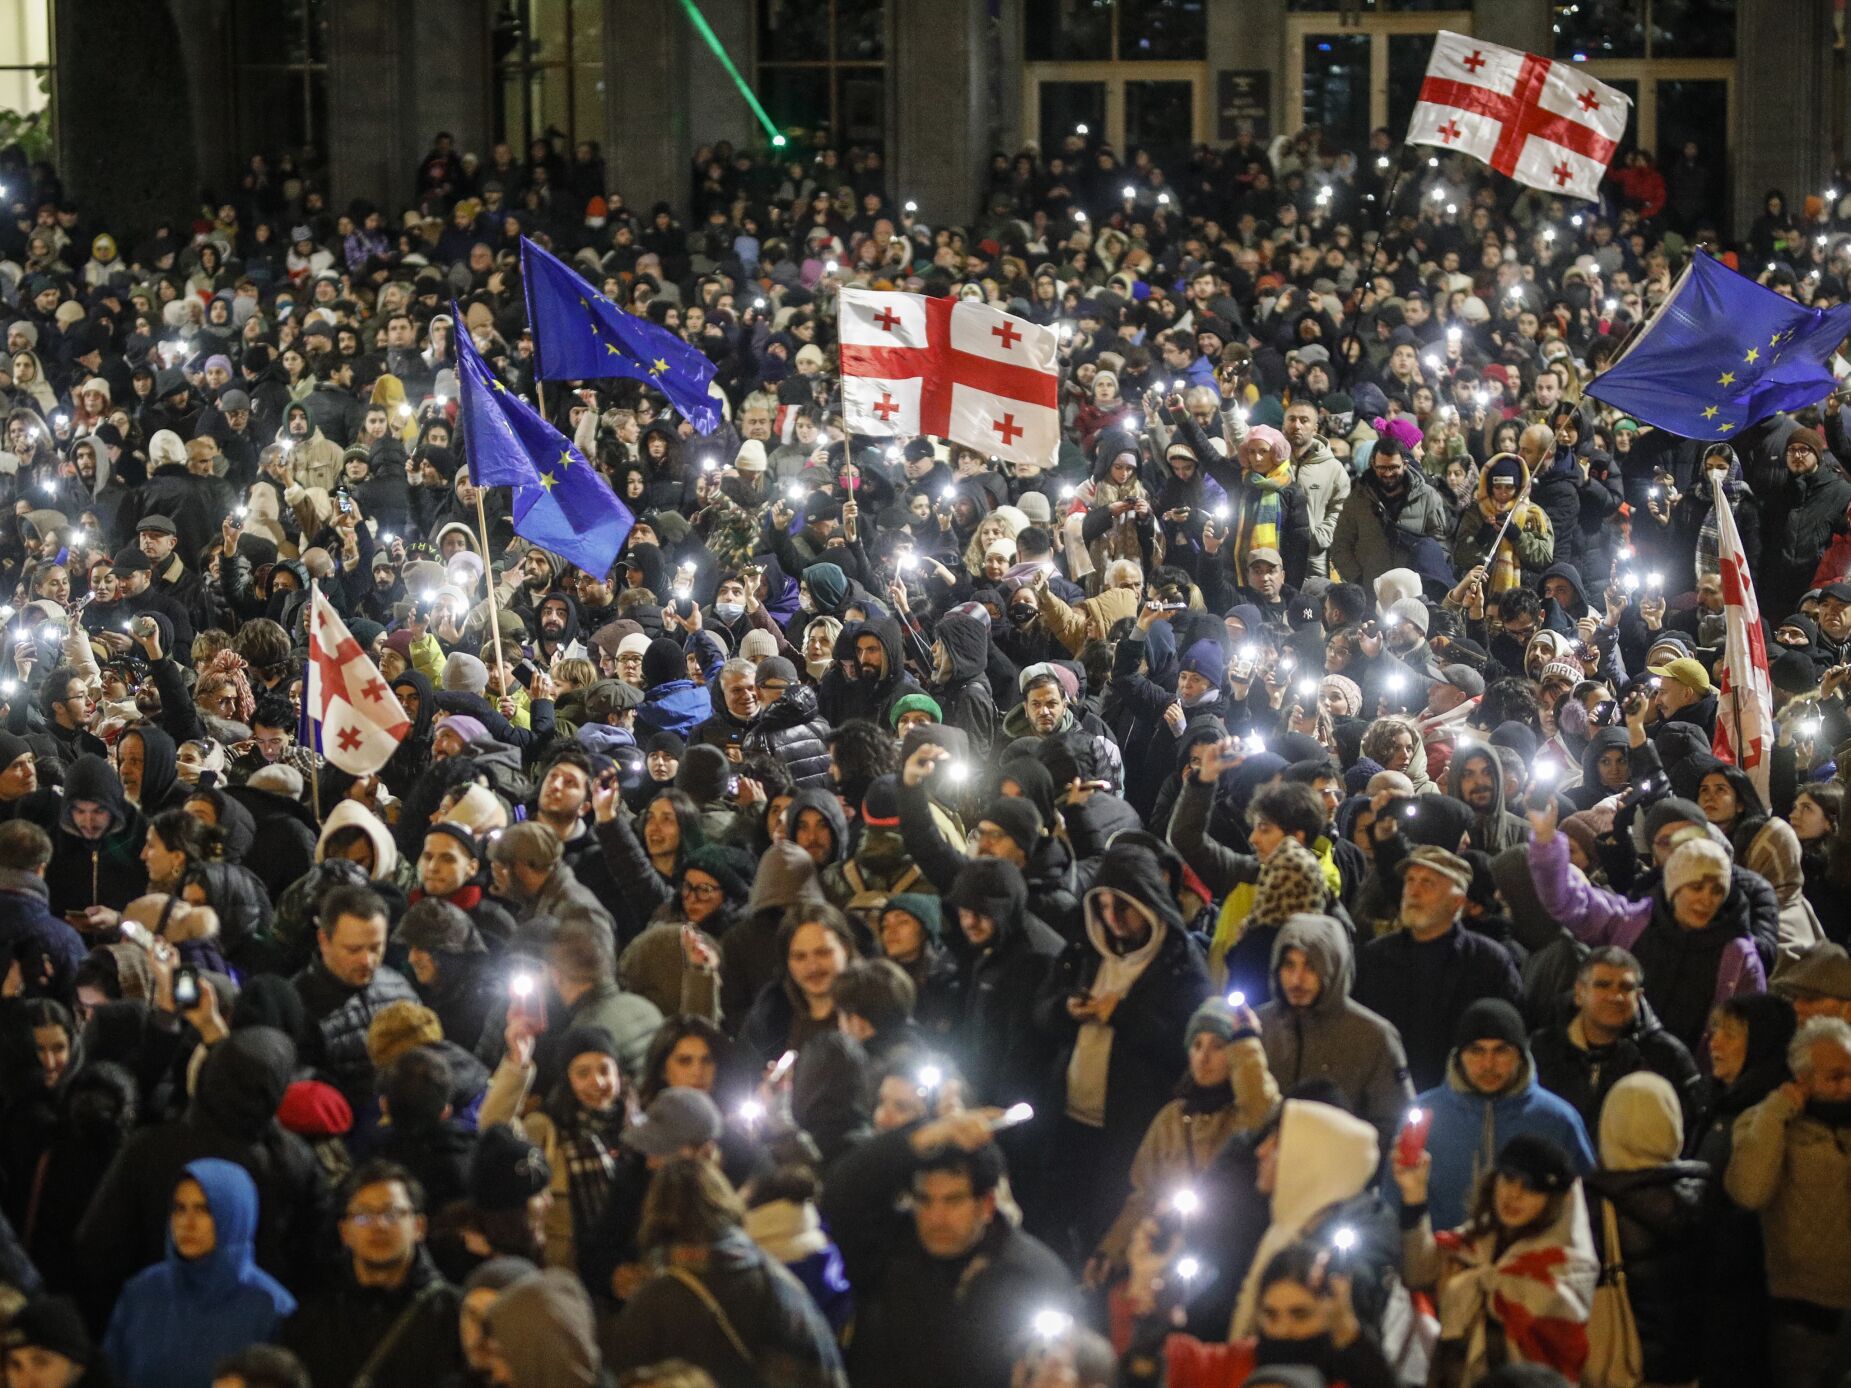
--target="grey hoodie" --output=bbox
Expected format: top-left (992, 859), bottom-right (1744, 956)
top-left (489, 1269), bottom-right (600, 1388)
top-left (1255, 912), bottom-right (1415, 1154)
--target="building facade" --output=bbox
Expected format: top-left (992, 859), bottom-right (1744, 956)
top-left (11, 0), bottom-right (1841, 236)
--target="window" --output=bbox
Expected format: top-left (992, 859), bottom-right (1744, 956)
top-left (757, 0), bottom-right (887, 147)
top-left (233, 0), bottom-right (328, 162)
top-left (1554, 0), bottom-right (1734, 60)
top-left (495, 0), bottom-right (605, 152)
top-left (1024, 0), bottom-right (1205, 63)
top-left (0, 0), bottom-right (51, 133)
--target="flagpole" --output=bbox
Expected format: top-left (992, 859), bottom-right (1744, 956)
top-left (307, 581), bottom-right (323, 827)
top-left (474, 490), bottom-right (508, 695)
top-left (1480, 451), bottom-right (1530, 560)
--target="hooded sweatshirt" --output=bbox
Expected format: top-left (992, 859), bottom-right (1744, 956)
top-left (49, 754), bottom-right (149, 914)
top-left (1256, 913), bottom-right (1416, 1155)
top-left (489, 1270), bottom-right (600, 1388)
top-left (1447, 743), bottom-right (1530, 853)
top-left (103, 1157), bottom-right (297, 1388)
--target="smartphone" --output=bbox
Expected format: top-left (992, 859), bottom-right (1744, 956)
top-left (1395, 1106), bottom-right (1433, 1167)
top-left (173, 965), bottom-right (201, 1009)
top-left (508, 970), bottom-right (548, 1031)
top-left (512, 659), bottom-right (538, 686)
top-left (767, 1049), bottom-right (798, 1085)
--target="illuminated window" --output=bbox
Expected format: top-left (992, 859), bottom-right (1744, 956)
top-left (495, 0), bottom-right (606, 151)
top-left (1553, 0), bottom-right (1735, 60)
top-left (0, 0), bottom-right (52, 142)
top-left (1024, 0), bottom-right (1205, 62)
top-left (757, 0), bottom-right (887, 146)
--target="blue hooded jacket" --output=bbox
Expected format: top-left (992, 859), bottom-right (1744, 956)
top-left (102, 1158), bottom-right (297, 1388)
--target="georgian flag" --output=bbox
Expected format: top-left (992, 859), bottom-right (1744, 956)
top-left (838, 288), bottom-right (1060, 468)
top-left (1710, 471), bottom-right (1774, 799)
top-left (308, 586), bottom-right (411, 776)
top-left (1407, 31), bottom-right (1629, 202)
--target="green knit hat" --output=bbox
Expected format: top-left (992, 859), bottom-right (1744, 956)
top-left (887, 692), bottom-right (943, 729)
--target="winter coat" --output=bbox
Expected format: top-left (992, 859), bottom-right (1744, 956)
top-left (0, 868), bottom-right (86, 999)
top-left (74, 1028), bottom-right (330, 1308)
top-left (742, 683), bottom-right (832, 788)
top-left (1528, 1011), bottom-right (1701, 1137)
top-left (1032, 845), bottom-right (1212, 1201)
top-left (1583, 1072), bottom-right (1711, 1385)
top-left (1764, 456), bottom-right (1851, 615)
top-left (823, 1127), bottom-right (1073, 1388)
top-left (103, 1158), bottom-right (297, 1388)
top-left (1525, 831), bottom-right (1766, 1055)
top-left (1328, 466), bottom-right (1454, 592)
top-left (291, 956), bottom-right (421, 1107)
top-left (1394, 1042), bottom-right (1595, 1231)
top-left (930, 614), bottom-right (997, 758)
top-left (1255, 913), bottom-right (1416, 1157)
top-left (43, 755), bottom-right (148, 915)
top-left (1293, 434), bottom-right (1352, 577)
top-left (1353, 923), bottom-right (1524, 1093)
top-left (603, 1229), bottom-right (848, 1388)
top-left (279, 1247), bottom-right (464, 1388)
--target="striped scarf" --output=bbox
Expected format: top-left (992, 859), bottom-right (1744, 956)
top-left (1233, 462), bottom-right (1294, 569)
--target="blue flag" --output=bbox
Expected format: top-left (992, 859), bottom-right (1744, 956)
top-left (1587, 252), bottom-right (1851, 437)
top-left (520, 236), bottom-right (721, 434)
top-left (454, 313), bottom-right (634, 578)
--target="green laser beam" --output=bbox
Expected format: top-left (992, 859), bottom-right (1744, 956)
top-left (675, 0), bottom-right (785, 145)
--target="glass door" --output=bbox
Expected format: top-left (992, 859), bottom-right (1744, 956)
top-left (1286, 13), bottom-right (1474, 142)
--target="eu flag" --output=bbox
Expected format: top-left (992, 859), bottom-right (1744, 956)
top-left (520, 236), bottom-right (722, 434)
top-left (454, 313), bottom-right (634, 578)
top-left (1587, 251), bottom-right (1851, 438)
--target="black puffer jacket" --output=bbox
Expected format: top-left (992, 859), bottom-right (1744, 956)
top-left (290, 956), bottom-right (421, 1106)
top-left (742, 682), bottom-right (832, 788)
top-left (1586, 1147), bottom-right (1712, 1386)
top-left (42, 755), bottom-right (148, 916)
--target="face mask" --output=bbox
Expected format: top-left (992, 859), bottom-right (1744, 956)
top-left (1010, 606), bottom-right (1037, 628)
top-left (798, 593), bottom-right (815, 614)
top-left (713, 602), bottom-right (744, 624)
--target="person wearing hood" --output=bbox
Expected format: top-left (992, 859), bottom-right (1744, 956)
top-left (927, 612), bottom-right (997, 758)
top-left (75, 1026), bottom-right (326, 1308)
top-left (102, 1158), bottom-right (297, 1388)
top-left (1111, 605), bottom-right (1228, 820)
top-left (1395, 1130), bottom-right (1599, 1386)
top-left (1451, 454), bottom-right (1555, 592)
top-left (823, 613), bottom-right (921, 730)
top-left (45, 754), bottom-right (149, 920)
top-left (393, 894), bottom-right (498, 1053)
top-left (1746, 817), bottom-right (1828, 975)
top-left (1256, 913), bottom-right (1416, 1157)
top-left (634, 636), bottom-right (716, 740)
top-left (1582, 1070), bottom-right (1712, 1387)
top-left (822, 1111), bottom-right (1071, 1388)
top-left (1032, 842), bottom-right (1211, 1254)
top-left (275, 401), bottom-right (342, 493)
top-left (1525, 795), bottom-right (1766, 1055)
top-left (1725, 1014), bottom-right (1851, 1386)
top-left (602, 1156), bottom-right (846, 1388)
top-left (1567, 725), bottom-right (1632, 811)
top-left (1696, 760), bottom-right (1770, 862)
top-left (1446, 741), bottom-right (1529, 854)
top-left (1354, 845), bottom-right (1524, 1091)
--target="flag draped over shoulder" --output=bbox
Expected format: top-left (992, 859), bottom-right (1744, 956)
top-left (308, 586), bottom-right (409, 776)
top-left (520, 236), bottom-right (721, 433)
top-left (1586, 252), bottom-right (1851, 436)
top-left (454, 313), bottom-right (634, 577)
top-left (1710, 469), bottom-right (1773, 800)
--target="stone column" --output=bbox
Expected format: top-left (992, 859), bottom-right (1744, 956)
top-left (891, 0), bottom-right (988, 223)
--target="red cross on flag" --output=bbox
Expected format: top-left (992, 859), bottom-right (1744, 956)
top-left (308, 585), bottom-right (411, 776)
top-left (1408, 31), bottom-right (1629, 202)
top-left (1709, 470), bottom-right (1773, 800)
top-left (838, 288), bottom-right (1060, 468)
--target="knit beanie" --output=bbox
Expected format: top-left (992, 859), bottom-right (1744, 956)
top-left (366, 999), bottom-right (444, 1069)
top-left (804, 561), bottom-right (849, 610)
top-left (978, 797), bottom-right (1044, 854)
top-left (555, 1025), bottom-right (622, 1065)
top-left (1789, 425), bottom-right (1828, 459)
top-left (1179, 639), bottom-right (1228, 686)
top-left (888, 692), bottom-right (943, 727)
top-left (438, 714), bottom-right (488, 747)
top-left (642, 636), bottom-right (686, 689)
top-left (883, 891), bottom-right (943, 943)
top-left (3, 1297), bottom-right (94, 1367)
top-left (1494, 1133), bottom-right (1576, 1193)
top-left (1453, 997), bottom-right (1527, 1051)
top-left (470, 1124), bottom-right (552, 1210)
top-left (444, 651), bottom-right (489, 693)
top-left (1664, 836), bottom-right (1731, 899)
top-left (1185, 996), bottom-right (1242, 1047)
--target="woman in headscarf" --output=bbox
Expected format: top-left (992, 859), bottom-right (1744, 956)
top-left (1745, 818), bottom-right (1827, 976)
top-left (116, 725), bottom-right (184, 814)
top-left (1074, 430), bottom-right (1155, 593)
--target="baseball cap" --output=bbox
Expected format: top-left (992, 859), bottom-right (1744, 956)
top-left (1246, 547), bottom-right (1283, 570)
top-left (622, 1087), bottom-right (724, 1156)
top-left (1646, 657), bottom-right (1714, 695)
top-left (1820, 582), bottom-right (1851, 604)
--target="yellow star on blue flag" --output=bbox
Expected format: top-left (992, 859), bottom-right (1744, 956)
top-left (1588, 251), bottom-right (1851, 436)
top-left (520, 236), bottom-right (721, 433)
top-left (453, 303), bottom-right (633, 576)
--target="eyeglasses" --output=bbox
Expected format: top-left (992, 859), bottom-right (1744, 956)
top-left (344, 1206), bottom-right (414, 1228)
top-left (681, 881), bottom-right (722, 900)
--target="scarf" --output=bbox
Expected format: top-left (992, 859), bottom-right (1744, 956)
top-left (555, 1101), bottom-right (626, 1238)
top-left (1696, 460), bottom-right (1746, 583)
top-left (1477, 494), bottom-right (1541, 594)
top-left (1233, 462), bottom-right (1293, 570)
top-left (1208, 837), bottom-right (1341, 983)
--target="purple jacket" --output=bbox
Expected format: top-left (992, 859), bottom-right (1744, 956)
top-left (1526, 831), bottom-right (1764, 1032)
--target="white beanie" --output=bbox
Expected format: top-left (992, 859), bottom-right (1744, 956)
top-left (148, 430), bottom-right (187, 468)
top-left (617, 633), bottom-right (652, 659)
top-left (1664, 837), bottom-right (1730, 900)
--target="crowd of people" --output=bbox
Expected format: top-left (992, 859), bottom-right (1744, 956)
top-left (0, 114), bottom-right (1845, 1388)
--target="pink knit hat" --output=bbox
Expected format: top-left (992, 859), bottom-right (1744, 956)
top-left (1246, 424), bottom-right (1290, 462)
